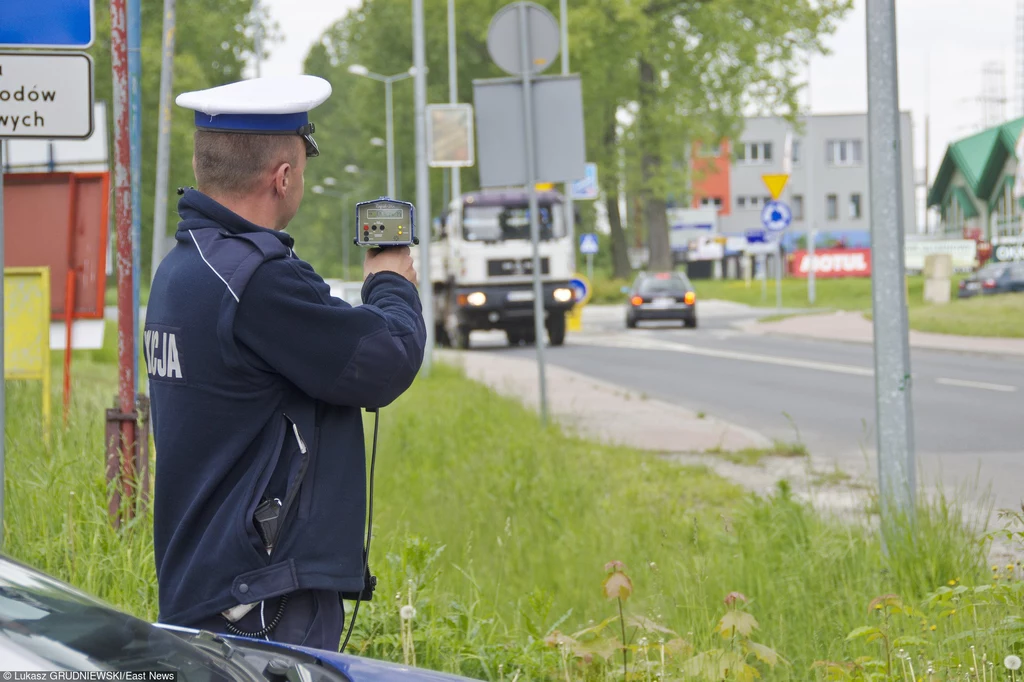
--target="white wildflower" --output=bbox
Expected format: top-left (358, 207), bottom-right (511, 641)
top-left (1004, 656), bottom-right (1021, 671)
top-left (400, 605), bottom-right (416, 621)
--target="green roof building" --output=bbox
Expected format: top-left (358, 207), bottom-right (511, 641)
top-left (928, 117), bottom-right (1024, 241)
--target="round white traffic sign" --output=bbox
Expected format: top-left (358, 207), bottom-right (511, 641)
top-left (760, 200), bottom-right (792, 233)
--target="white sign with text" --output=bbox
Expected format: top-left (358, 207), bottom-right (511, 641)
top-left (0, 52), bottom-right (94, 139)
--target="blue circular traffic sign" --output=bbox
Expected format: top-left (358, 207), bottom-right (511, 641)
top-left (760, 200), bottom-right (792, 232)
top-left (569, 275), bottom-right (591, 304)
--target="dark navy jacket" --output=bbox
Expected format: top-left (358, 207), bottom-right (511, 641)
top-left (146, 189), bottom-right (426, 626)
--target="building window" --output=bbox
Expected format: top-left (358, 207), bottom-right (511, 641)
top-left (827, 139), bottom-right (863, 166)
top-left (700, 197), bottom-right (723, 210)
top-left (792, 140), bottom-right (802, 165)
top-left (849, 193), bottom-right (862, 219)
top-left (826, 194), bottom-right (838, 220)
top-left (792, 195), bottom-right (804, 221)
top-left (736, 196), bottom-right (746, 209)
top-left (698, 142), bottom-right (722, 157)
top-left (736, 142), bottom-right (774, 165)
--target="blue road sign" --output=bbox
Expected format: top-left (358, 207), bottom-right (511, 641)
top-left (579, 233), bottom-right (599, 254)
top-left (746, 229), bottom-right (766, 244)
top-left (0, 0), bottom-right (95, 48)
top-left (569, 276), bottom-right (590, 303)
top-left (571, 163), bottom-right (599, 200)
top-left (760, 200), bottom-right (792, 233)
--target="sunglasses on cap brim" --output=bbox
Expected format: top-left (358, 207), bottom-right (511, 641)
top-left (297, 123), bottom-right (319, 158)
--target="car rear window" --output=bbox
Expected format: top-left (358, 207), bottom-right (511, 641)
top-left (639, 278), bottom-right (689, 295)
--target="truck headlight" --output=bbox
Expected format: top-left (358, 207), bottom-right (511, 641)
top-left (553, 288), bottom-right (573, 303)
top-left (467, 291), bottom-right (487, 306)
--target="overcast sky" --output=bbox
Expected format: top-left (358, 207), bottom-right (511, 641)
top-left (259, 0), bottom-right (1019, 182)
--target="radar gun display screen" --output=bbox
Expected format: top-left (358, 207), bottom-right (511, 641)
top-left (355, 198), bottom-right (417, 248)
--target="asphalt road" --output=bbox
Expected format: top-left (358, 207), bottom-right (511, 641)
top-left (466, 303), bottom-right (1024, 511)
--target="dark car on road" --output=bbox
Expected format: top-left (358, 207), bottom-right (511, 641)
top-left (624, 271), bottom-right (697, 328)
top-left (958, 261), bottom-right (1024, 298)
top-left (0, 553), bottom-right (470, 680)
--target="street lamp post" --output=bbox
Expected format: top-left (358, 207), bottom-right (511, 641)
top-left (312, 182), bottom-right (358, 279)
top-left (347, 65), bottom-right (415, 199)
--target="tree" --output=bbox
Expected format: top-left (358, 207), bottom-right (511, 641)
top-left (296, 0), bottom-right (850, 279)
top-left (87, 0), bottom-right (265, 279)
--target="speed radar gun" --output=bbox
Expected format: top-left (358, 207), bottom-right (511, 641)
top-left (354, 197), bottom-right (418, 248)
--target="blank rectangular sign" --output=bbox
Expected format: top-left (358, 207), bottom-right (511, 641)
top-left (472, 74), bottom-right (586, 188)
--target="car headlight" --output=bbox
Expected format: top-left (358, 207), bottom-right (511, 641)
top-left (467, 291), bottom-right (487, 306)
top-left (553, 288), bottom-right (573, 303)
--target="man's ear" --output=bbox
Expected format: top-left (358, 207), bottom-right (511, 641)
top-left (273, 161), bottom-right (292, 198)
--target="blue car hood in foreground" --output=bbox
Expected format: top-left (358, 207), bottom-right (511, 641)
top-left (156, 624), bottom-right (474, 682)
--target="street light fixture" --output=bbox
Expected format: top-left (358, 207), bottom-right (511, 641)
top-left (347, 64), bottom-right (416, 198)
top-left (309, 183), bottom-right (360, 280)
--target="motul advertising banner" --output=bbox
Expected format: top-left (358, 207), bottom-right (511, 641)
top-left (790, 248), bottom-right (872, 278)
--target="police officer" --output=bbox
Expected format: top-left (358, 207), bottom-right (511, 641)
top-left (145, 75), bottom-right (426, 649)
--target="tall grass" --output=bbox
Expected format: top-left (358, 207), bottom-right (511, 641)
top-left (3, 356), bottom-right (1016, 681)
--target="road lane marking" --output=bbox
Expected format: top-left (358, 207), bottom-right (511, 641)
top-left (936, 378), bottom-right (1017, 393)
top-left (572, 334), bottom-right (874, 377)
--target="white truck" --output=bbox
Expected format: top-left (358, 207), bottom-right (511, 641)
top-left (414, 188), bottom-right (577, 349)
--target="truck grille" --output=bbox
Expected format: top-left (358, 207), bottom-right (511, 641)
top-left (487, 258), bottom-right (550, 277)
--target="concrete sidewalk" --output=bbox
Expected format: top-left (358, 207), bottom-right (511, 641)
top-left (438, 349), bottom-right (770, 453)
top-left (740, 309), bottom-right (1024, 357)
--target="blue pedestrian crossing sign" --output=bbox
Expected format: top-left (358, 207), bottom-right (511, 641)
top-left (760, 200), bottom-right (792, 233)
top-left (571, 163), bottom-right (599, 200)
top-left (579, 233), bottom-right (599, 254)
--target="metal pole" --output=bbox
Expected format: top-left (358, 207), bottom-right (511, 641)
top-left (447, 0), bottom-right (461, 204)
top-left (775, 238), bottom-right (782, 309)
top-left (151, 0), bottom-right (176, 284)
top-left (806, 60), bottom-right (817, 305)
top-left (0, 140), bottom-right (6, 548)
top-left (111, 0), bottom-right (138, 507)
top-left (129, 0), bottom-right (142, 395)
top-left (587, 253), bottom-right (593, 282)
top-left (518, 2), bottom-right (549, 424)
top-left (866, 0), bottom-right (916, 528)
top-left (412, 0), bottom-right (434, 374)
top-left (559, 0), bottom-right (576, 274)
top-left (342, 194), bottom-right (350, 279)
top-left (252, 0), bottom-right (261, 77)
top-left (386, 79), bottom-right (396, 198)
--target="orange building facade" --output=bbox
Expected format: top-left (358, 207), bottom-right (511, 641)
top-left (690, 141), bottom-right (731, 216)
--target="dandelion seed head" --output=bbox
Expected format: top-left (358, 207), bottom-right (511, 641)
top-left (400, 605), bottom-right (416, 620)
top-left (1004, 656), bottom-right (1021, 671)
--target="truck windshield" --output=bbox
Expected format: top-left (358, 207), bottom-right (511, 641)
top-left (462, 204), bottom-right (565, 242)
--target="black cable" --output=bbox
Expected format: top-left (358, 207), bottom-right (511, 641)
top-left (222, 594), bottom-right (290, 639)
top-left (340, 408), bottom-right (380, 653)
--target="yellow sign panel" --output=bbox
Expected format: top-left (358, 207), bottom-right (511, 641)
top-left (535, 182), bottom-right (554, 191)
top-left (5, 267), bottom-right (52, 435)
top-left (761, 174), bottom-right (790, 201)
top-left (566, 305), bottom-right (583, 332)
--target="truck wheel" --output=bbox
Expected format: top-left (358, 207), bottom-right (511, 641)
top-left (506, 330), bottom-right (523, 346)
top-left (436, 324), bottom-right (451, 348)
top-left (453, 325), bottom-right (471, 350)
top-left (547, 312), bottom-right (566, 346)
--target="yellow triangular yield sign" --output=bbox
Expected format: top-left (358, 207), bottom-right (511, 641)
top-left (761, 174), bottom-right (790, 201)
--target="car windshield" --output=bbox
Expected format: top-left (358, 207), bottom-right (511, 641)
top-left (638, 276), bottom-right (690, 295)
top-left (462, 204), bottom-right (565, 242)
top-left (0, 560), bottom-right (239, 679)
top-left (978, 264), bottom-right (1008, 279)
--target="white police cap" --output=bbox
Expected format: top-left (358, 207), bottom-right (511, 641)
top-left (175, 75), bottom-right (332, 157)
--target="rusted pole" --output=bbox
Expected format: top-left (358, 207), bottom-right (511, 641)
top-left (110, 0), bottom-right (137, 523)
